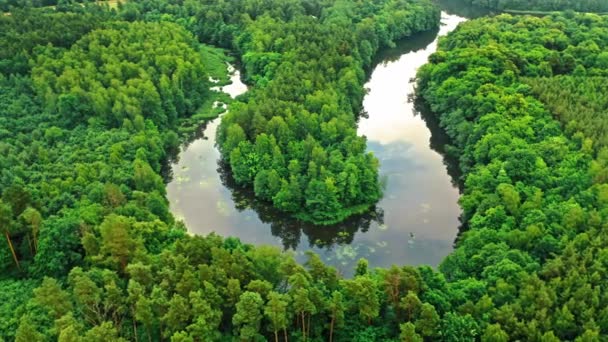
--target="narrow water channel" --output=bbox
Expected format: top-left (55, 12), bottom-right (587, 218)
top-left (167, 11), bottom-right (473, 275)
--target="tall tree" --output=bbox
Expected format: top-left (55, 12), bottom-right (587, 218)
top-left (327, 291), bottom-right (344, 342)
top-left (399, 322), bottom-right (422, 342)
top-left (0, 200), bottom-right (18, 269)
top-left (265, 291), bottom-right (290, 342)
top-left (15, 315), bottom-right (44, 342)
top-left (233, 291), bottom-right (264, 341)
top-left (99, 215), bottom-right (138, 272)
top-left (33, 277), bottom-right (73, 319)
top-left (20, 207), bottom-right (42, 255)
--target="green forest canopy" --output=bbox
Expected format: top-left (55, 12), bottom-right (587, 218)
top-left (1, 0), bottom-right (608, 341)
top-left (462, 0), bottom-right (608, 12)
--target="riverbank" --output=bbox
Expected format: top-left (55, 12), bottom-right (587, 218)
top-left (504, 8), bottom-right (608, 15)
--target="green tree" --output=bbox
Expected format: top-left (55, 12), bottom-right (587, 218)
top-left (482, 324), bottom-right (509, 342)
top-left (355, 258), bottom-right (368, 276)
top-left (15, 315), bottom-right (44, 342)
top-left (20, 207), bottom-right (42, 255)
top-left (265, 291), bottom-right (290, 342)
top-left (328, 291), bottom-right (345, 342)
top-left (233, 291), bottom-right (264, 341)
top-left (400, 292), bottom-right (422, 322)
top-left (415, 303), bottom-right (440, 338)
top-left (399, 322), bottom-right (422, 342)
top-left (0, 200), bottom-right (18, 269)
top-left (343, 276), bottom-right (379, 324)
top-left (163, 294), bottom-right (191, 338)
top-left (33, 277), bottom-right (73, 319)
top-left (99, 215), bottom-right (138, 272)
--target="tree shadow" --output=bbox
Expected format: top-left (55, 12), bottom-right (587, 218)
top-left (216, 159), bottom-right (384, 251)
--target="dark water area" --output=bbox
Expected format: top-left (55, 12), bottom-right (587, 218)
top-left (436, 0), bottom-right (495, 18)
top-left (166, 8), bottom-right (482, 276)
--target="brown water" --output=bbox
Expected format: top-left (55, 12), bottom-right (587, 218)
top-left (167, 11), bottom-right (477, 275)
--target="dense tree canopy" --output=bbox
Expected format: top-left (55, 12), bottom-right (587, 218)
top-left (2, 0), bottom-right (608, 341)
top-left (463, 0), bottom-right (608, 12)
top-left (32, 21), bottom-right (210, 128)
top-left (417, 11), bottom-right (608, 340)
top-left (0, 8), bottom-right (106, 74)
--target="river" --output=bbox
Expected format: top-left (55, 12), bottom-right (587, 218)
top-left (167, 7), bottom-right (481, 275)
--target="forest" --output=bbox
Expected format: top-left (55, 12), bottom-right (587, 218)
top-left (1, 0), bottom-right (608, 341)
top-left (462, 0), bottom-right (608, 12)
top-left (211, 0), bottom-right (440, 224)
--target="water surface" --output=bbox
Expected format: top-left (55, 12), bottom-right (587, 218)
top-left (167, 12), bottom-right (472, 275)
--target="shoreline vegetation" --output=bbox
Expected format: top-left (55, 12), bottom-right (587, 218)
top-left (459, 0), bottom-right (608, 13)
top-left (503, 8), bottom-right (608, 15)
top-left (0, 0), bottom-right (608, 341)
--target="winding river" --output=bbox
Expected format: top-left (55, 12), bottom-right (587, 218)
top-left (167, 6), bottom-right (485, 275)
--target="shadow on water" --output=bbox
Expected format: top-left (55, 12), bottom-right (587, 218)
top-left (216, 159), bottom-right (384, 251)
top-left (412, 96), bottom-right (472, 245)
top-left (412, 96), bottom-right (464, 191)
top-left (373, 27), bottom-right (440, 65)
top-left (162, 119), bottom-right (215, 183)
top-left (435, 0), bottom-right (495, 18)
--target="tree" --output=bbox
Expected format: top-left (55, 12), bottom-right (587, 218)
top-left (265, 291), bottom-right (290, 342)
top-left (233, 291), bottom-right (264, 341)
top-left (384, 265), bottom-right (404, 310)
top-left (343, 276), bottom-right (379, 324)
top-left (328, 291), bottom-right (345, 342)
top-left (0, 200), bottom-right (18, 269)
top-left (304, 179), bottom-right (342, 224)
top-left (135, 296), bottom-right (155, 342)
top-left (20, 207), bottom-right (42, 255)
top-left (56, 313), bottom-right (84, 342)
top-left (186, 290), bottom-right (221, 341)
top-left (127, 280), bottom-right (144, 342)
top-left (355, 258), bottom-right (368, 276)
top-left (482, 324), bottom-right (509, 342)
top-left (163, 294), bottom-right (191, 338)
top-left (441, 313), bottom-right (479, 342)
top-left (150, 286), bottom-right (169, 339)
top-left (99, 215), bottom-right (138, 272)
top-left (170, 331), bottom-right (193, 342)
top-left (415, 303), bottom-right (440, 338)
top-left (292, 287), bottom-right (316, 341)
top-left (33, 277), bottom-right (73, 319)
top-left (68, 268), bottom-right (103, 325)
top-left (400, 322), bottom-right (422, 342)
top-left (400, 292), bottom-right (422, 322)
top-left (15, 315), bottom-right (44, 342)
top-left (83, 322), bottom-right (125, 342)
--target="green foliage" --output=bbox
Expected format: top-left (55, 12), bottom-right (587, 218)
top-left (526, 76), bottom-right (608, 149)
top-left (32, 21), bottom-right (209, 128)
top-left (418, 12), bottom-right (608, 341)
top-left (463, 0), bottom-right (608, 12)
top-left (0, 9), bottom-right (105, 75)
top-left (0, 280), bottom-right (37, 340)
top-left (4, 1), bottom-right (608, 342)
